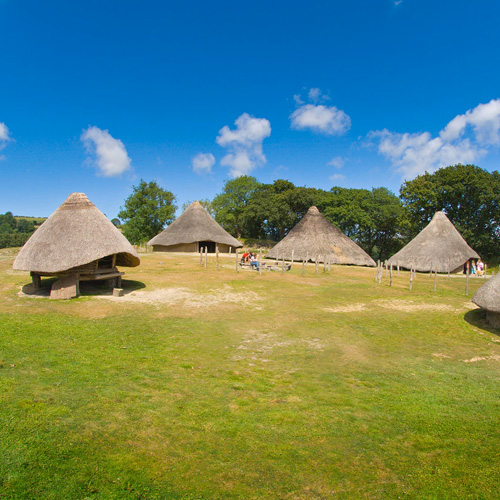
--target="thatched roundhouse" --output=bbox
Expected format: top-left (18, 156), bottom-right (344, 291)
top-left (387, 211), bottom-right (479, 273)
top-left (148, 201), bottom-right (243, 253)
top-left (472, 275), bottom-right (500, 328)
top-left (265, 206), bottom-right (376, 266)
top-left (13, 192), bottom-right (140, 299)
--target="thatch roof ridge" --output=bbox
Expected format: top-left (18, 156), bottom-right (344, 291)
top-left (148, 201), bottom-right (243, 248)
top-left (387, 211), bottom-right (479, 272)
top-left (472, 274), bottom-right (500, 313)
top-left (266, 206), bottom-right (376, 266)
top-left (13, 192), bottom-right (140, 273)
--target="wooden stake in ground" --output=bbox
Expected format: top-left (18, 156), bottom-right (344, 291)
top-left (282, 257), bottom-right (285, 275)
top-left (229, 246), bottom-right (232, 263)
top-left (204, 246), bottom-right (208, 269)
top-left (390, 264), bottom-right (393, 287)
top-left (466, 260), bottom-right (470, 296)
top-left (235, 250), bottom-right (239, 273)
top-left (216, 244), bottom-right (219, 271)
top-left (323, 257), bottom-right (326, 273)
top-left (315, 257), bottom-right (319, 275)
top-left (199, 249), bottom-right (203, 267)
top-left (409, 267), bottom-right (413, 291)
top-left (385, 261), bottom-right (388, 278)
top-left (397, 265), bottom-right (400, 277)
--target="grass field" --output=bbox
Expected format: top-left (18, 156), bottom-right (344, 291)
top-left (1, 248), bottom-right (500, 499)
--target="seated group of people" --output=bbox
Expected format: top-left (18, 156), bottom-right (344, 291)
top-left (241, 251), bottom-right (259, 270)
top-left (471, 258), bottom-right (485, 276)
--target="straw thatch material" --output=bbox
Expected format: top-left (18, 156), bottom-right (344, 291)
top-left (265, 206), bottom-right (376, 266)
top-left (148, 201), bottom-right (243, 252)
top-left (472, 274), bottom-right (500, 327)
top-left (387, 211), bottom-right (479, 273)
top-left (13, 193), bottom-right (140, 273)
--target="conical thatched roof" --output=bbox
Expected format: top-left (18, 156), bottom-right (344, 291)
top-left (13, 193), bottom-right (140, 273)
top-left (472, 274), bottom-right (500, 313)
top-left (266, 206), bottom-right (376, 266)
top-left (387, 211), bottom-right (479, 272)
top-left (148, 201), bottom-right (243, 248)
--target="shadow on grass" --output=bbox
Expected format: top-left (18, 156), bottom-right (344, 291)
top-left (20, 278), bottom-right (146, 298)
top-left (464, 308), bottom-right (500, 336)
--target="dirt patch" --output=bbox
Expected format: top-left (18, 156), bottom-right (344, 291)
top-left (97, 284), bottom-right (260, 309)
top-left (462, 355), bottom-right (500, 363)
top-left (374, 299), bottom-right (455, 312)
top-left (323, 303), bottom-right (367, 313)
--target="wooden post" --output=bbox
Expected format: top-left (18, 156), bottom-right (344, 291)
top-left (229, 246), bottom-right (232, 263)
top-left (200, 249), bottom-right (203, 267)
top-left (204, 246), bottom-right (208, 269)
top-left (235, 250), bottom-right (239, 273)
top-left (302, 259), bottom-right (305, 276)
top-left (31, 272), bottom-right (41, 290)
top-left (397, 265), bottom-right (400, 277)
top-left (315, 257), bottom-right (319, 275)
top-left (281, 258), bottom-right (285, 275)
top-left (466, 260), bottom-right (470, 295)
top-left (434, 268), bottom-right (437, 293)
top-left (409, 267), bottom-right (413, 291)
top-left (259, 249), bottom-right (262, 275)
top-left (385, 261), bottom-right (388, 277)
top-left (390, 264), bottom-right (393, 287)
top-left (216, 244), bottom-right (219, 271)
top-left (323, 257), bottom-right (326, 273)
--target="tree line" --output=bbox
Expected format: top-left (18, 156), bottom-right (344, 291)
top-left (118, 164), bottom-right (500, 263)
top-left (0, 212), bottom-right (40, 249)
top-left (5, 164), bottom-right (499, 262)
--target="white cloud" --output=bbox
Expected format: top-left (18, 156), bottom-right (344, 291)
top-left (81, 126), bottom-right (131, 177)
top-left (192, 152), bottom-right (215, 174)
top-left (328, 156), bottom-right (344, 168)
top-left (0, 122), bottom-right (11, 153)
top-left (216, 113), bottom-right (271, 177)
top-left (290, 89), bottom-right (350, 135)
top-left (369, 99), bottom-right (500, 179)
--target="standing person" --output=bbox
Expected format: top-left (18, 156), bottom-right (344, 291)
top-left (477, 259), bottom-right (485, 276)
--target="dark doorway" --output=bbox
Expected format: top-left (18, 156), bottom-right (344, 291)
top-left (198, 241), bottom-right (216, 253)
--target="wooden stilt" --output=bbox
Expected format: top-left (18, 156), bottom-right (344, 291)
top-left (466, 260), bottom-right (470, 295)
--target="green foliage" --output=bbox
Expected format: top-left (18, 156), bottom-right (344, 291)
top-left (0, 212), bottom-right (37, 248)
top-left (182, 199), bottom-right (214, 216)
top-left (212, 176), bottom-right (261, 237)
top-left (118, 180), bottom-right (177, 244)
top-left (400, 164), bottom-right (500, 260)
top-left (317, 186), bottom-right (406, 260)
top-left (110, 217), bottom-right (121, 227)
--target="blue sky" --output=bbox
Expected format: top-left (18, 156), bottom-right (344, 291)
top-left (1, 0), bottom-right (500, 218)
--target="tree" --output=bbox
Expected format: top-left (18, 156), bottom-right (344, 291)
top-left (111, 218), bottom-right (121, 227)
top-left (318, 186), bottom-right (406, 260)
top-left (212, 176), bottom-right (261, 238)
top-left (118, 180), bottom-right (176, 244)
top-left (400, 164), bottom-right (500, 261)
top-left (182, 199), bottom-right (214, 216)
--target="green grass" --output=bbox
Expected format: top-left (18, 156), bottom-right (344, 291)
top-left (1, 251), bottom-right (500, 499)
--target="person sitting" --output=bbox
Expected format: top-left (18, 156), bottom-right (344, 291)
top-left (250, 253), bottom-right (259, 270)
top-left (241, 251), bottom-right (250, 264)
